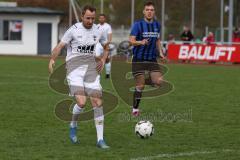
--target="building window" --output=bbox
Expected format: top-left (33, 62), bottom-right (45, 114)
top-left (0, 20), bottom-right (22, 41)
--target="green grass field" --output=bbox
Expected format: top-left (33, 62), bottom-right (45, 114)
top-left (0, 56), bottom-right (240, 160)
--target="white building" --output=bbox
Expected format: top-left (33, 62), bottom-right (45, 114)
top-left (0, 3), bottom-right (63, 55)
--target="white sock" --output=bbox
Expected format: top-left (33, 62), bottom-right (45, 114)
top-left (105, 62), bottom-right (111, 75)
top-left (132, 108), bottom-right (139, 112)
top-left (70, 104), bottom-right (84, 128)
top-left (93, 106), bottom-right (104, 142)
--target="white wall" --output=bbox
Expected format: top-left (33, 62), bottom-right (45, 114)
top-left (0, 14), bottom-right (61, 55)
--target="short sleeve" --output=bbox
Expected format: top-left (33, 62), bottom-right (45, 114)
top-left (107, 24), bottom-right (112, 34)
top-left (61, 26), bottom-right (73, 44)
top-left (130, 22), bottom-right (139, 36)
top-left (99, 31), bottom-right (107, 45)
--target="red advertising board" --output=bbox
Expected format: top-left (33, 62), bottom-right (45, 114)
top-left (168, 44), bottom-right (240, 63)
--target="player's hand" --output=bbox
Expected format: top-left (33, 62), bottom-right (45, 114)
top-left (103, 42), bottom-right (110, 50)
top-left (97, 58), bottom-right (105, 73)
top-left (48, 59), bottom-right (55, 74)
top-left (141, 39), bottom-right (149, 45)
top-left (105, 41), bottom-right (111, 47)
top-left (159, 55), bottom-right (168, 63)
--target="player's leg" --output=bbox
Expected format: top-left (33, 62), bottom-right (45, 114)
top-left (149, 62), bottom-right (163, 87)
top-left (132, 74), bottom-right (145, 116)
top-left (89, 96), bottom-right (109, 149)
top-left (105, 57), bottom-right (111, 79)
top-left (150, 71), bottom-right (163, 87)
top-left (66, 63), bottom-right (88, 144)
top-left (132, 61), bottom-right (146, 116)
top-left (90, 94), bottom-right (103, 143)
top-left (84, 74), bottom-right (109, 148)
top-left (105, 43), bottom-right (117, 79)
top-left (69, 91), bottom-right (86, 144)
top-left (70, 93), bottom-right (86, 128)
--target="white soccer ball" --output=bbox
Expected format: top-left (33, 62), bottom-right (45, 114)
top-left (135, 121), bottom-right (154, 139)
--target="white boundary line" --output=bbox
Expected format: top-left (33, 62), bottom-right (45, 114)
top-left (130, 149), bottom-right (235, 160)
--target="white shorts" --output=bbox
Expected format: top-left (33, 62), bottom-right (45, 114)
top-left (66, 64), bottom-right (102, 96)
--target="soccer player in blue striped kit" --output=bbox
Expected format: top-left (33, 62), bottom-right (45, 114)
top-left (129, 1), bottom-right (166, 116)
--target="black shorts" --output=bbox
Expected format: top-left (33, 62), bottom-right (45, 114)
top-left (132, 60), bottom-right (161, 77)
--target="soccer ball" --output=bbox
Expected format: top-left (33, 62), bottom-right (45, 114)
top-left (135, 121), bottom-right (154, 139)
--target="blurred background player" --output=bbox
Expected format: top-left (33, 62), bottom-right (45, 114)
top-left (129, 1), bottom-right (166, 117)
top-left (48, 5), bottom-right (110, 149)
top-left (95, 14), bottom-right (113, 79)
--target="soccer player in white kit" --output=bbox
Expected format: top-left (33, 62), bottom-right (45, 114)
top-left (95, 14), bottom-right (112, 79)
top-left (48, 5), bottom-right (110, 149)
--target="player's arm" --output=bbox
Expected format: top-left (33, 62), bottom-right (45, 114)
top-left (106, 25), bottom-right (112, 45)
top-left (102, 33), bottom-right (112, 47)
top-left (129, 36), bottom-right (149, 46)
top-left (102, 43), bottom-right (109, 61)
top-left (97, 30), bottom-right (110, 72)
top-left (48, 42), bottom-right (66, 74)
top-left (106, 26), bottom-right (112, 61)
top-left (129, 22), bottom-right (148, 46)
top-left (96, 43), bottom-right (109, 73)
top-left (107, 33), bottom-right (112, 43)
top-left (156, 39), bottom-right (166, 59)
top-left (49, 26), bottom-right (73, 74)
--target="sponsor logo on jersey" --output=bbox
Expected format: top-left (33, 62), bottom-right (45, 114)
top-left (77, 44), bottom-right (95, 54)
top-left (142, 32), bottom-right (159, 38)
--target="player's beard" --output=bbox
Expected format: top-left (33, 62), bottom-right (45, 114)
top-left (83, 23), bottom-right (93, 29)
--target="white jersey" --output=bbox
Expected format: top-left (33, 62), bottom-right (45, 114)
top-left (61, 22), bottom-right (107, 61)
top-left (97, 23), bottom-right (112, 41)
